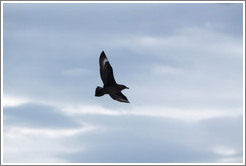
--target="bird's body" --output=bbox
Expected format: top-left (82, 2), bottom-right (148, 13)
top-left (96, 85), bottom-right (126, 96)
top-left (95, 51), bottom-right (130, 103)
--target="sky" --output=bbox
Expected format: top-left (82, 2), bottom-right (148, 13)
top-left (2, 2), bottom-right (244, 164)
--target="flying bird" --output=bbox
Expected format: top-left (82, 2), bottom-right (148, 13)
top-left (95, 51), bottom-right (130, 103)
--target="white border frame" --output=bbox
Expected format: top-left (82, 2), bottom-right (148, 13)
top-left (1, 1), bottom-right (245, 165)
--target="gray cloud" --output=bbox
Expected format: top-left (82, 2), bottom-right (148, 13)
top-left (4, 104), bottom-right (81, 129)
top-left (56, 114), bottom-right (243, 163)
top-left (4, 3), bottom-right (243, 37)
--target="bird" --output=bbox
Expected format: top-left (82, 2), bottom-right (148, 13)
top-left (95, 51), bottom-right (130, 103)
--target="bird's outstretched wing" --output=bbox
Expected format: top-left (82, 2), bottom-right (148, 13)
top-left (99, 51), bottom-right (117, 87)
top-left (110, 93), bottom-right (130, 103)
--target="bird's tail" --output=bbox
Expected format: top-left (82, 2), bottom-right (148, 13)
top-left (95, 86), bottom-right (104, 96)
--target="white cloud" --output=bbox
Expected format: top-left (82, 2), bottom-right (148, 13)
top-left (61, 105), bottom-right (122, 116)
top-left (211, 146), bottom-right (237, 156)
top-left (218, 157), bottom-right (243, 163)
top-left (152, 65), bottom-right (183, 75)
top-left (3, 95), bottom-right (30, 107)
top-left (61, 104), bottom-right (242, 123)
top-left (104, 26), bottom-right (242, 59)
top-left (3, 125), bottom-right (97, 163)
top-left (3, 95), bottom-right (60, 109)
top-left (3, 92), bottom-right (243, 124)
top-left (2, 96), bottom-right (243, 163)
top-left (5, 125), bottom-right (96, 139)
top-left (3, 94), bottom-right (243, 123)
top-left (210, 146), bottom-right (243, 163)
top-left (132, 107), bottom-right (242, 122)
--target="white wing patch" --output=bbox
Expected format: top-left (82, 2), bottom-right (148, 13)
top-left (118, 95), bottom-right (129, 103)
top-left (103, 58), bottom-right (108, 68)
top-left (119, 97), bottom-right (128, 102)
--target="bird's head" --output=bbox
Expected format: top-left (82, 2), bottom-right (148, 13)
top-left (119, 85), bottom-right (129, 90)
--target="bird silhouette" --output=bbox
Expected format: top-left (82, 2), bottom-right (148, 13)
top-left (95, 51), bottom-right (130, 103)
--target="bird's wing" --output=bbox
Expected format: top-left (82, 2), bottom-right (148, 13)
top-left (99, 51), bottom-right (117, 86)
top-left (110, 93), bottom-right (130, 103)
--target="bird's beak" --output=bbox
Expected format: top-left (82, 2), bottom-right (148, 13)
top-left (126, 87), bottom-right (129, 89)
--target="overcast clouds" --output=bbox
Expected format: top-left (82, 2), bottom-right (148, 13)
top-left (2, 2), bottom-right (244, 164)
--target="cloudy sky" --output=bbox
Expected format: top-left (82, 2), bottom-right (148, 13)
top-left (2, 2), bottom-right (244, 164)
